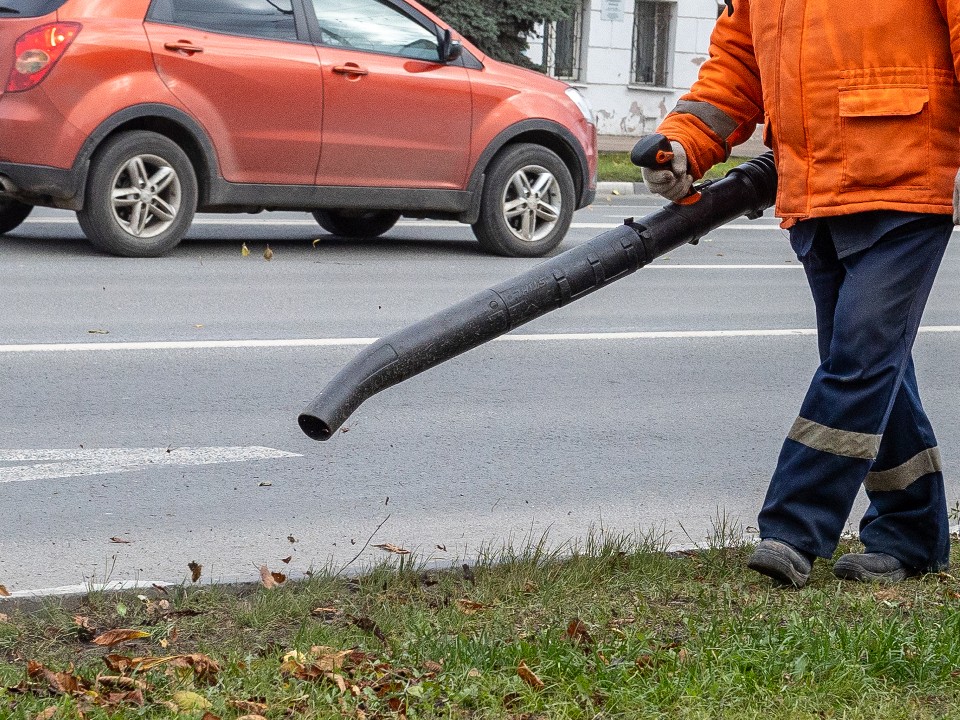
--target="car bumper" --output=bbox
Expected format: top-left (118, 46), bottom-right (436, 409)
top-left (0, 160), bottom-right (85, 209)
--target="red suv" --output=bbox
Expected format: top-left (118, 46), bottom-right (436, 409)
top-left (0, 0), bottom-right (596, 257)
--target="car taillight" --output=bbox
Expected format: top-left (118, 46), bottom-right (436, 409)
top-left (6, 22), bottom-right (81, 93)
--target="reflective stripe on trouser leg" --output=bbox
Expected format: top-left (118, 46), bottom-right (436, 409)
top-left (758, 216), bottom-right (951, 561)
top-left (858, 359), bottom-right (950, 571)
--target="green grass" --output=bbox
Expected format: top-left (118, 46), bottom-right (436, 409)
top-left (597, 151), bottom-right (751, 183)
top-left (2, 533), bottom-right (960, 718)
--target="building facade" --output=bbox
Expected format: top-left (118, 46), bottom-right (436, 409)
top-left (527, 0), bottom-right (725, 138)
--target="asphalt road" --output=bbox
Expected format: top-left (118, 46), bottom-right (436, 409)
top-left (1, 198), bottom-right (958, 596)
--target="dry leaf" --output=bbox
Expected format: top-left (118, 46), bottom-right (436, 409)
top-left (88, 329), bottom-right (110, 334)
top-left (34, 707), bottom-right (57, 720)
top-left (259, 565), bottom-right (286, 588)
top-left (564, 618), bottom-right (594, 646)
top-left (263, 245), bottom-right (273, 261)
top-left (201, 713), bottom-right (221, 720)
top-left (109, 537), bottom-right (131, 544)
top-left (188, 561), bottom-right (202, 583)
top-left (92, 629), bottom-right (150, 647)
top-left (281, 555), bottom-right (292, 564)
top-left (311, 607), bottom-right (339, 619)
top-left (0, 585), bottom-right (10, 597)
top-left (456, 599), bottom-right (490, 615)
top-left (312, 238), bottom-right (321, 248)
top-left (228, 699), bottom-right (269, 715)
top-left (241, 243), bottom-right (250, 257)
top-left (373, 543), bottom-right (410, 555)
top-left (237, 716), bottom-right (268, 720)
top-left (0, 613), bottom-right (7, 623)
top-left (517, 661), bottom-right (544, 690)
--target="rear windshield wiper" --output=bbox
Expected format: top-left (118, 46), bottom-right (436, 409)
top-left (0, 7), bottom-right (22, 14)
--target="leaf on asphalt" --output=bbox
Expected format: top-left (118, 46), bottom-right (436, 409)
top-left (88, 329), bottom-right (110, 334)
top-left (312, 238), bottom-right (322, 248)
top-left (259, 565), bottom-right (286, 588)
top-left (109, 537), bottom-right (131, 544)
top-left (34, 707), bottom-right (57, 720)
top-left (0, 585), bottom-right (10, 597)
top-left (188, 561), bottom-right (202, 583)
top-left (281, 555), bottom-right (292, 564)
top-left (517, 660), bottom-right (544, 690)
top-left (263, 245), bottom-right (274, 261)
top-left (172, 690), bottom-right (212, 711)
top-left (373, 543), bottom-right (410, 555)
top-left (456, 599), bottom-right (490, 615)
top-left (241, 242), bottom-right (250, 257)
top-left (564, 617), bottom-right (594, 647)
top-left (92, 629), bottom-right (150, 647)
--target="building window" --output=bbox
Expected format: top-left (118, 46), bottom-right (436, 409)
top-left (542, 1), bottom-right (583, 80)
top-left (632, 0), bottom-right (674, 87)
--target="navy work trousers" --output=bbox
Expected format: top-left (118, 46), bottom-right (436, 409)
top-left (757, 213), bottom-right (952, 572)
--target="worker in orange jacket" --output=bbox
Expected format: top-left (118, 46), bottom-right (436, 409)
top-left (644, 0), bottom-right (957, 586)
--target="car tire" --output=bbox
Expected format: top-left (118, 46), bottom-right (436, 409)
top-left (472, 143), bottom-right (575, 257)
top-left (77, 131), bottom-right (197, 257)
top-left (313, 209), bottom-right (401, 238)
top-left (0, 197), bottom-right (32, 234)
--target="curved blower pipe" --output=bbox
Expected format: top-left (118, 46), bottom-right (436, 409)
top-left (299, 151), bottom-right (777, 441)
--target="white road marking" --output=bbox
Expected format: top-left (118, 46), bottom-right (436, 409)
top-left (1, 326), bottom-right (959, 354)
top-left (0, 446), bottom-right (301, 483)
top-left (22, 217), bottom-right (785, 231)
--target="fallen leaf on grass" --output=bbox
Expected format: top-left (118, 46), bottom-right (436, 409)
top-left (34, 707), bottom-right (57, 720)
top-left (201, 712), bottom-right (221, 720)
top-left (310, 607), bottom-right (339, 619)
top-left (237, 716), bottom-right (268, 720)
top-left (564, 618), bottom-right (594, 646)
top-left (103, 653), bottom-right (220, 683)
top-left (373, 543), bottom-right (410, 555)
top-left (350, 615), bottom-right (387, 644)
top-left (188, 561), bottom-right (202, 583)
top-left (172, 690), bottom-right (212, 711)
top-left (517, 661), bottom-right (544, 690)
top-left (456, 599), bottom-right (490, 615)
top-left (259, 565), bottom-right (286, 589)
top-left (228, 699), bottom-right (268, 715)
top-left (92, 629), bottom-right (150, 647)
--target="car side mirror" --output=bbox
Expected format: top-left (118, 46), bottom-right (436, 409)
top-left (439, 28), bottom-right (462, 63)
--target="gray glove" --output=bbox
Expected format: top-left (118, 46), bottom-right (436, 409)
top-left (641, 141), bottom-right (694, 202)
top-left (954, 168), bottom-right (960, 225)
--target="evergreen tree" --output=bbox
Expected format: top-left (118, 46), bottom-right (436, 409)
top-left (420, 0), bottom-right (576, 68)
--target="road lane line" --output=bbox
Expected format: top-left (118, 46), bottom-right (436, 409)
top-left (2, 326), bottom-right (959, 354)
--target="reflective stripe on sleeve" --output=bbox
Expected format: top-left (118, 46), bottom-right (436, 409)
top-left (787, 417), bottom-right (882, 460)
top-left (670, 100), bottom-right (739, 141)
top-left (864, 447), bottom-right (942, 492)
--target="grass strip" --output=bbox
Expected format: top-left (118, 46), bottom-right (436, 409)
top-left (597, 152), bottom-right (751, 183)
top-left (1, 533), bottom-right (959, 719)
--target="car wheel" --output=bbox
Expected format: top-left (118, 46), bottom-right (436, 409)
top-left (472, 143), bottom-right (575, 257)
top-left (0, 197), bottom-right (32, 234)
top-left (313, 209), bottom-right (401, 238)
top-left (77, 131), bottom-right (197, 257)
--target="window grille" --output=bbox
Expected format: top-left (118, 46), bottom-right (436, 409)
top-left (542, 1), bottom-right (583, 80)
top-left (632, 0), bottom-right (674, 86)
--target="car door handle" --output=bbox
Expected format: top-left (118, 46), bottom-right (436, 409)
top-left (332, 64), bottom-right (368, 76)
top-left (163, 41), bottom-right (204, 54)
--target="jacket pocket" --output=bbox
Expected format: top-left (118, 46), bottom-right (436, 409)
top-left (838, 85), bottom-right (930, 190)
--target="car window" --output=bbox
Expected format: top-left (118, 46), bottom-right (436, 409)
top-left (0, 0), bottom-right (68, 17)
top-left (147, 0), bottom-right (298, 42)
top-left (310, 0), bottom-right (440, 61)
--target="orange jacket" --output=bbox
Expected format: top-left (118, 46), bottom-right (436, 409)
top-left (657, 0), bottom-right (960, 224)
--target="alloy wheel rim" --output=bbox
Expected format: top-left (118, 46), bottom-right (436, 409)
top-left (110, 154), bottom-right (182, 238)
top-left (500, 164), bottom-right (562, 243)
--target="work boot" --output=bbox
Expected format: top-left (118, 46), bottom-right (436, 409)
top-left (833, 552), bottom-right (912, 583)
top-left (747, 539), bottom-right (812, 588)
